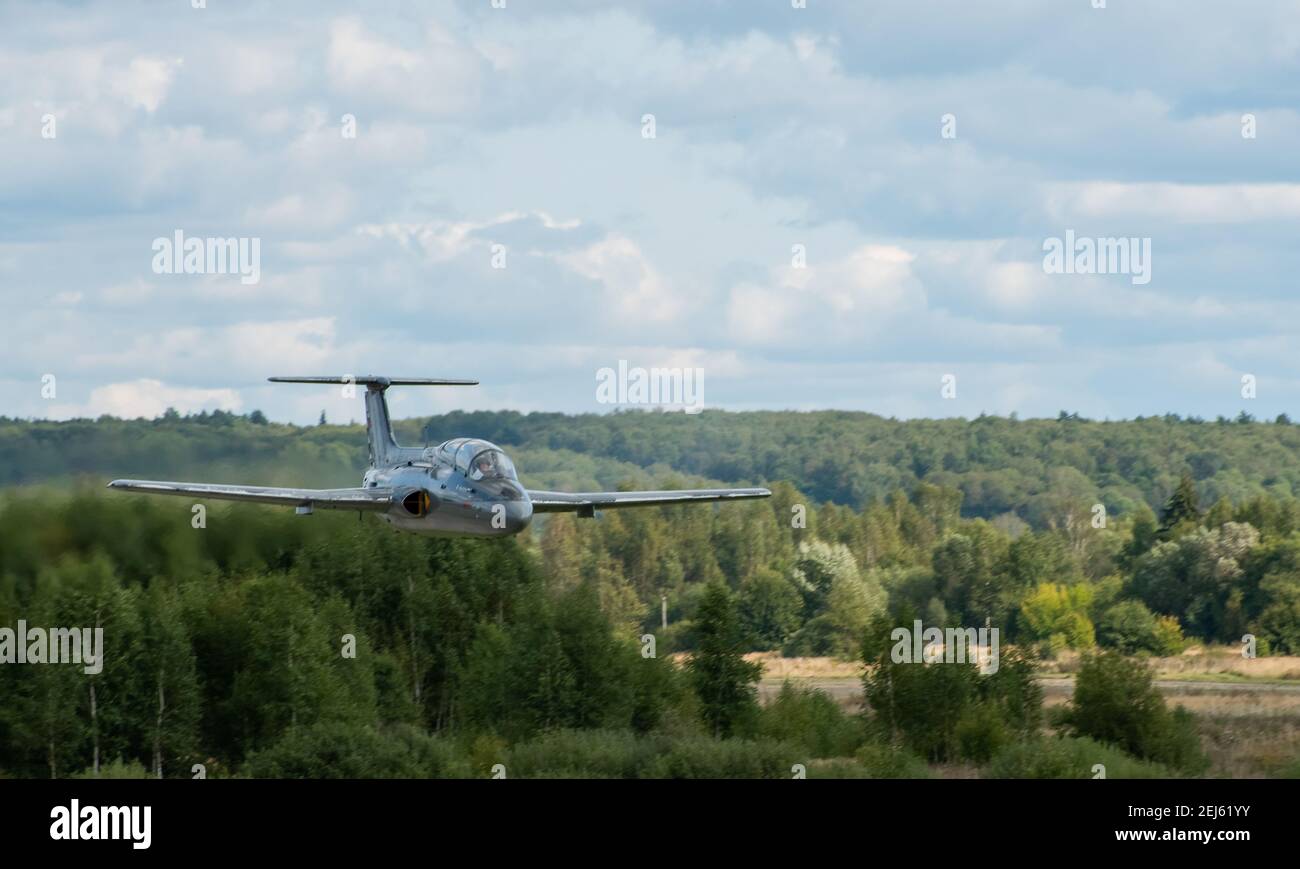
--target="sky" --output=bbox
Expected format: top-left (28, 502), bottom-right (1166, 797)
top-left (3, 0), bottom-right (1300, 425)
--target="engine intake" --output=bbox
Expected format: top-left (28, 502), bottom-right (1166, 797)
top-left (401, 489), bottom-right (432, 517)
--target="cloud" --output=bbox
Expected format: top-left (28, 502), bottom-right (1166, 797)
top-left (1044, 182), bottom-right (1300, 225)
top-left (76, 318), bottom-right (341, 383)
top-left (108, 56), bottom-right (183, 113)
top-left (726, 244), bottom-right (923, 349)
top-left (557, 235), bottom-right (685, 326)
top-left (326, 17), bottom-right (482, 116)
top-left (357, 210), bottom-right (580, 262)
top-left (49, 379), bottom-right (242, 420)
top-left (3, 0), bottom-right (1300, 424)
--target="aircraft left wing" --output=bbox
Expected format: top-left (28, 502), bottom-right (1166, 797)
top-left (107, 479), bottom-right (394, 511)
top-left (527, 487), bottom-right (771, 514)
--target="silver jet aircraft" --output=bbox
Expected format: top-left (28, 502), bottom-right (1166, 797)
top-left (108, 376), bottom-right (771, 537)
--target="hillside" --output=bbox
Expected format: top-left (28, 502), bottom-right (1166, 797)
top-left (4, 409), bottom-right (1299, 524)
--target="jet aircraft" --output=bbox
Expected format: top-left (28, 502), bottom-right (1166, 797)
top-left (108, 376), bottom-right (771, 538)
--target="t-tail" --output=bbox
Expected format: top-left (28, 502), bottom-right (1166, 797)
top-left (268, 376), bottom-right (478, 467)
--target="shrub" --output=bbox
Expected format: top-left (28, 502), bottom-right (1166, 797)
top-left (979, 645), bottom-right (1044, 737)
top-left (807, 759), bottom-right (874, 779)
top-left (72, 758), bottom-right (153, 779)
top-left (854, 742), bottom-right (931, 779)
top-left (504, 730), bottom-right (657, 779)
top-left (754, 682), bottom-right (865, 758)
top-left (1058, 652), bottom-right (1209, 775)
top-left (501, 730), bottom-right (805, 779)
top-left (954, 704), bottom-right (1010, 764)
top-left (642, 736), bottom-right (803, 779)
top-left (242, 722), bottom-right (470, 778)
top-left (1152, 615), bottom-right (1187, 655)
top-left (984, 737), bottom-right (1174, 779)
top-left (863, 643), bottom-right (977, 762)
top-left (861, 613), bottom-right (1041, 763)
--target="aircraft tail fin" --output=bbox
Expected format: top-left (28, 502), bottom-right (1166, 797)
top-left (269, 376), bottom-right (478, 466)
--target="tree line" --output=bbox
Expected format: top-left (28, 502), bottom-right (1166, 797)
top-left (5, 407), bottom-right (1300, 519)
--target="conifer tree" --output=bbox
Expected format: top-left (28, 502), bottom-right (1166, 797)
top-left (1158, 474), bottom-right (1200, 539)
top-left (687, 581), bottom-right (761, 737)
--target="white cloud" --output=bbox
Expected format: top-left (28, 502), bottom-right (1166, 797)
top-left (245, 186), bottom-right (355, 231)
top-left (75, 319), bottom-right (340, 383)
top-left (1044, 182), bottom-right (1300, 224)
top-left (326, 17), bottom-right (482, 116)
top-left (727, 244), bottom-right (922, 348)
top-left (109, 56), bottom-right (182, 113)
top-left (557, 235), bottom-right (685, 326)
top-left (50, 379), bottom-right (242, 420)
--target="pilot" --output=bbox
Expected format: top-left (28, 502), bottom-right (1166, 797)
top-left (472, 454), bottom-right (496, 479)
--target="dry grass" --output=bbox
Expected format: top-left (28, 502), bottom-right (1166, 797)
top-left (746, 652), bottom-right (861, 680)
top-left (1198, 712), bottom-right (1300, 777)
top-left (748, 651), bottom-right (1300, 777)
top-left (1042, 646), bottom-right (1300, 681)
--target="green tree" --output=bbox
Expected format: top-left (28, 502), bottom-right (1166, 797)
top-left (1058, 651), bottom-right (1207, 774)
top-left (1158, 474), bottom-right (1201, 540)
top-left (1253, 572), bottom-right (1300, 654)
top-left (1121, 505), bottom-right (1159, 566)
top-left (930, 523), bottom-right (1012, 626)
top-left (860, 612), bottom-right (1040, 763)
top-left (1096, 600), bottom-right (1184, 655)
top-left (687, 582), bottom-right (761, 737)
top-left (1018, 582), bottom-right (1095, 654)
top-left (737, 567), bottom-right (803, 651)
top-left (139, 583), bottom-right (202, 778)
top-left (457, 583), bottom-right (651, 739)
top-left (1129, 523), bottom-right (1259, 641)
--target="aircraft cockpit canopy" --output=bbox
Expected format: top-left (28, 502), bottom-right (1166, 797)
top-left (467, 448), bottom-right (516, 481)
top-left (438, 438), bottom-right (518, 481)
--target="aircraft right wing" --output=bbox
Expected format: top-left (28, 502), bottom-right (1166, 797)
top-left (108, 479), bottom-right (394, 511)
top-left (527, 487), bottom-right (771, 514)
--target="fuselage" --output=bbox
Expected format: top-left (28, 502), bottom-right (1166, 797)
top-left (364, 437), bottom-right (532, 538)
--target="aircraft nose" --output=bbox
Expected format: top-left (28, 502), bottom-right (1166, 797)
top-left (505, 498), bottom-right (533, 533)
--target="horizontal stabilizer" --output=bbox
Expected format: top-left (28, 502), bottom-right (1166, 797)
top-left (269, 376), bottom-right (477, 387)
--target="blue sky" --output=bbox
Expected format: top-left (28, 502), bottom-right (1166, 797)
top-left (3, 0), bottom-right (1300, 424)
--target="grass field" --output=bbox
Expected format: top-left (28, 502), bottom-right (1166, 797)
top-left (749, 647), bottom-right (1300, 682)
top-left (749, 649), bottom-right (1300, 778)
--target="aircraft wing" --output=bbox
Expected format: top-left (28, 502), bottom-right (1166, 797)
top-left (107, 479), bottom-right (394, 511)
top-left (527, 487), bottom-right (771, 514)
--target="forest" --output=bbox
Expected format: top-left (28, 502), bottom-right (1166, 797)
top-left (1, 409), bottom-right (1299, 778)
top-left (6, 406), bottom-right (1300, 517)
